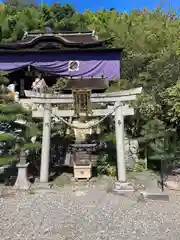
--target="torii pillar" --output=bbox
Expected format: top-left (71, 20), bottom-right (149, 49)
top-left (40, 103), bottom-right (51, 183)
top-left (114, 101), bottom-right (134, 192)
top-left (115, 102), bottom-right (126, 182)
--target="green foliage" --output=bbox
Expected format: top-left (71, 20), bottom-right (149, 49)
top-left (140, 119), bottom-right (166, 141)
top-left (50, 78), bottom-right (67, 93)
top-left (96, 8), bottom-right (180, 170)
top-left (166, 80), bottom-right (180, 124)
top-left (0, 2), bottom-right (80, 41)
top-left (0, 156), bottom-right (17, 165)
top-left (0, 72), bottom-right (41, 164)
top-left (97, 154), bottom-right (116, 177)
top-left (97, 134), bottom-right (116, 176)
top-left (133, 162), bottom-right (146, 172)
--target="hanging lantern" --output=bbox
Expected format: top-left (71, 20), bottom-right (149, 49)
top-left (25, 66), bottom-right (33, 76)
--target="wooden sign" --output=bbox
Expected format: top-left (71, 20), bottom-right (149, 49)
top-left (72, 89), bottom-right (92, 116)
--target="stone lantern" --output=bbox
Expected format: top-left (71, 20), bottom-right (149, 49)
top-left (13, 150), bottom-right (31, 190)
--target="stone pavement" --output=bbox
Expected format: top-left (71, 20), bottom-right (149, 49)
top-left (0, 175), bottom-right (180, 240)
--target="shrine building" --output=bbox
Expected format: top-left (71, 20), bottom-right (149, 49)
top-left (0, 30), bottom-right (123, 98)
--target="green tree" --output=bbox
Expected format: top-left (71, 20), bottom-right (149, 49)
top-left (0, 72), bottom-right (40, 164)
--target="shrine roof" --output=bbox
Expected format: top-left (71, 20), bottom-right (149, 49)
top-left (63, 77), bottom-right (109, 91)
top-left (0, 30), bottom-right (114, 51)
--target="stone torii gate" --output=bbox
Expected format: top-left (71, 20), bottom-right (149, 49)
top-left (19, 87), bottom-right (142, 191)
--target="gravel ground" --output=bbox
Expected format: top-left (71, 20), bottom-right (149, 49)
top-left (0, 184), bottom-right (180, 240)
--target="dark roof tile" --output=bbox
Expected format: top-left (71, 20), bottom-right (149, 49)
top-left (61, 34), bottom-right (97, 43)
top-left (63, 77), bottom-right (109, 90)
top-left (0, 31), bottom-right (111, 50)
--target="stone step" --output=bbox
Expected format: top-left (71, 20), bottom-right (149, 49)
top-left (77, 155), bottom-right (98, 159)
top-left (76, 157), bottom-right (90, 160)
top-left (76, 156), bottom-right (90, 160)
top-left (76, 155), bottom-right (90, 159)
top-left (76, 154), bottom-right (90, 158)
top-left (114, 182), bottom-right (134, 190)
top-left (141, 191), bottom-right (169, 201)
top-left (76, 152), bottom-right (89, 155)
top-left (77, 154), bottom-right (90, 157)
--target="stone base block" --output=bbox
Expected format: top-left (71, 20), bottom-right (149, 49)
top-left (32, 182), bottom-right (53, 189)
top-left (141, 191), bottom-right (169, 201)
top-left (113, 181), bottom-right (135, 195)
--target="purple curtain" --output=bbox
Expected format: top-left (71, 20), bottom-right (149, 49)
top-left (0, 51), bottom-right (121, 80)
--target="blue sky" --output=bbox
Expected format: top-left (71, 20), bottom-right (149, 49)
top-left (41, 0), bottom-right (179, 13)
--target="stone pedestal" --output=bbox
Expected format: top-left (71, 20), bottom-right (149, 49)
top-left (13, 163), bottom-right (31, 190)
top-left (113, 181), bottom-right (134, 195)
